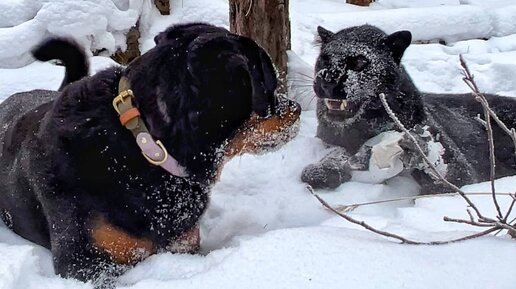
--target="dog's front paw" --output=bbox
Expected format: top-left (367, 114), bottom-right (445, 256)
top-left (301, 162), bottom-right (350, 189)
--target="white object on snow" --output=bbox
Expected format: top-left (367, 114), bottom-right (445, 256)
top-left (351, 131), bottom-right (405, 184)
top-left (351, 128), bottom-right (447, 184)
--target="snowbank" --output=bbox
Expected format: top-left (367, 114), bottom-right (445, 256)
top-left (0, 0), bottom-right (158, 68)
top-left (490, 6), bottom-right (516, 37)
top-left (373, 0), bottom-right (461, 8)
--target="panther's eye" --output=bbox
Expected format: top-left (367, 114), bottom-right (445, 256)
top-left (347, 55), bottom-right (369, 72)
top-left (319, 54), bottom-right (331, 66)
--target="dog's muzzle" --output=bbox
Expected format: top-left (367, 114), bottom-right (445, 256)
top-left (225, 96), bottom-right (301, 157)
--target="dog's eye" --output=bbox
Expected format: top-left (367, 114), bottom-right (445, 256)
top-left (347, 55), bottom-right (369, 72)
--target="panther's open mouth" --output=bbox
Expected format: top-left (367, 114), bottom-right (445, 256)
top-left (323, 98), bottom-right (362, 118)
top-left (324, 98), bottom-right (348, 111)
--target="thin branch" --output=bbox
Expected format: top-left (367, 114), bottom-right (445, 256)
top-left (495, 222), bottom-right (516, 234)
top-left (466, 208), bottom-right (475, 223)
top-left (332, 192), bottom-right (514, 213)
top-left (459, 56), bottom-right (516, 154)
top-left (494, 228), bottom-right (506, 236)
top-left (309, 186), bottom-right (500, 245)
top-left (504, 194), bottom-right (516, 223)
top-left (379, 93), bottom-right (486, 220)
top-left (474, 114), bottom-right (487, 127)
top-left (443, 216), bottom-right (495, 227)
top-left (459, 55), bottom-right (503, 219)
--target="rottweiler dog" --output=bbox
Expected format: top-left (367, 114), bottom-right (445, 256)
top-left (0, 23), bottom-right (300, 286)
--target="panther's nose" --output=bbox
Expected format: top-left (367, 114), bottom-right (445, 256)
top-left (316, 76), bottom-right (346, 99)
top-left (320, 79), bottom-right (336, 93)
top-left (317, 78), bottom-right (339, 99)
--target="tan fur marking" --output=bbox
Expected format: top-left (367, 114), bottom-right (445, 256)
top-left (91, 215), bottom-right (154, 265)
top-left (225, 108), bottom-right (300, 158)
top-left (217, 105), bottom-right (300, 179)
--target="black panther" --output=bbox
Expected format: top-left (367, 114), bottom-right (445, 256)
top-left (301, 24), bottom-right (516, 193)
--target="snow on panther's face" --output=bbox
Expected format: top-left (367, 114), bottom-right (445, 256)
top-left (313, 25), bottom-right (412, 121)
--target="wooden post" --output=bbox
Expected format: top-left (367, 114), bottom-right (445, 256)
top-left (229, 0), bottom-right (291, 95)
top-left (346, 0), bottom-right (373, 6)
top-left (154, 0), bottom-right (170, 15)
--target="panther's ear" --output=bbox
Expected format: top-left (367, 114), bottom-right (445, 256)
top-left (317, 26), bottom-right (334, 44)
top-left (383, 30), bottom-right (412, 64)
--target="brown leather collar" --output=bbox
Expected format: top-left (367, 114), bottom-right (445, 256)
top-left (112, 77), bottom-right (188, 177)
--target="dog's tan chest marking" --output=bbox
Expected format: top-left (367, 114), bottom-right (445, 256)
top-left (90, 215), bottom-right (154, 265)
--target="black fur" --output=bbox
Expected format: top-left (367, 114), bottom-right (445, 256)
top-left (32, 38), bottom-right (89, 90)
top-left (302, 25), bottom-right (516, 193)
top-left (0, 23), bottom-right (295, 286)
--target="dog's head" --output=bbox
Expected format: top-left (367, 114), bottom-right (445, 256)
top-left (124, 23), bottom-right (300, 181)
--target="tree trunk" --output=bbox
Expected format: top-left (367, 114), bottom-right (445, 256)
top-left (346, 0), bottom-right (373, 6)
top-left (229, 0), bottom-right (291, 95)
top-left (154, 0), bottom-right (170, 15)
top-left (112, 0), bottom-right (171, 65)
top-left (111, 22), bottom-right (141, 65)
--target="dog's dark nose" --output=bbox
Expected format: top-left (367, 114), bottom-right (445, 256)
top-left (274, 96), bottom-right (301, 118)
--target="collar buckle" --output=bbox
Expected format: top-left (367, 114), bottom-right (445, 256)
top-left (112, 89), bottom-right (134, 114)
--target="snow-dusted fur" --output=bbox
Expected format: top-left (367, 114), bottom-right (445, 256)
top-left (302, 25), bottom-right (516, 193)
top-left (0, 23), bottom-right (298, 287)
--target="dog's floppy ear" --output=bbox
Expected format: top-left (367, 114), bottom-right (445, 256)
top-left (154, 32), bottom-right (164, 45)
top-left (234, 35), bottom-right (278, 117)
top-left (186, 34), bottom-right (278, 117)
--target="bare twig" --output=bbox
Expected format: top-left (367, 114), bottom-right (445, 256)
top-left (443, 216), bottom-right (495, 227)
top-left (458, 56), bottom-right (516, 154)
top-left (308, 186), bottom-right (502, 245)
top-left (459, 55), bottom-right (503, 219)
top-left (379, 93), bottom-right (486, 220)
top-left (466, 208), bottom-right (475, 223)
top-left (504, 194), bottom-right (516, 222)
top-left (474, 114), bottom-right (487, 127)
top-left (495, 222), bottom-right (516, 234)
top-left (332, 192), bottom-right (514, 213)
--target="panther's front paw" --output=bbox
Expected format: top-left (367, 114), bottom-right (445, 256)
top-left (301, 162), bottom-right (350, 189)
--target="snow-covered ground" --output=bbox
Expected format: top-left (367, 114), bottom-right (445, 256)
top-left (0, 1), bottom-right (515, 289)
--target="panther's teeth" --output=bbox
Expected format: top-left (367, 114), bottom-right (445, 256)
top-left (324, 99), bottom-right (348, 111)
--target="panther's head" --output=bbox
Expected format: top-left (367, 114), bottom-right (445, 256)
top-left (313, 25), bottom-right (412, 121)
